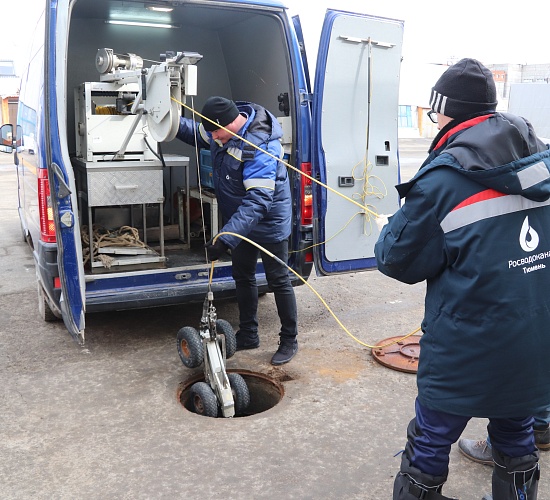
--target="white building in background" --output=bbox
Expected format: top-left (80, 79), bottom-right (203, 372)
top-left (398, 61), bottom-right (550, 139)
top-left (0, 60), bottom-right (19, 127)
top-left (508, 84), bottom-right (550, 140)
top-left (397, 60), bottom-right (447, 139)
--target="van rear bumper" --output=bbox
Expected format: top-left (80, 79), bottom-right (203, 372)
top-left (84, 271), bottom-right (310, 313)
top-left (35, 234), bottom-right (312, 314)
top-left (34, 240), bottom-right (62, 313)
top-left (85, 279), bottom-right (240, 312)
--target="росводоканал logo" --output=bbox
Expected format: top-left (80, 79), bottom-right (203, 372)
top-left (519, 215), bottom-right (539, 252)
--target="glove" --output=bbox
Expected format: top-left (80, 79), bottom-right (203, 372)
top-left (205, 237), bottom-right (228, 261)
top-left (375, 214), bottom-right (390, 233)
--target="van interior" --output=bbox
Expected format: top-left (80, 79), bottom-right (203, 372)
top-left (66, 0), bottom-right (297, 274)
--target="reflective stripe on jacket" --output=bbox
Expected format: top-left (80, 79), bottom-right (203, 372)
top-left (375, 113), bottom-right (550, 418)
top-left (176, 102), bottom-right (291, 248)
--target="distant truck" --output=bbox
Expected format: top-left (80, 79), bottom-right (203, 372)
top-left (0, 0), bottom-right (404, 343)
top-left (508, 83), bottom-right (550, 140)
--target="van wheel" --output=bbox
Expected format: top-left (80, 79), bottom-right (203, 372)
top-left (38, 284), bottom-right (58, 322)
top-left (190, 381), bottom-right (218, 417)
top-left (228, 373), bottom-right (250, 416)
top-left (216, 319), bottom-right (236, 359)
top-left (177, 326), bottom-right (204, 368)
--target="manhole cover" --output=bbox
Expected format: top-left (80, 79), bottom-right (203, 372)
top-left (371, 335), bottom-right (422, 373)
top-left (178, 369), bottom-right (284, 418)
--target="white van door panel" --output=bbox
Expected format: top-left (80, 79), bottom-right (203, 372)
top-left (312, 10), bottom-right (403, 275)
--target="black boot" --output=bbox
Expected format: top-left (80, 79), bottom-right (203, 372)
top-left (491, 447), bottom-right (540, 499)
top-left (393, 455), bottom-right (456, 500)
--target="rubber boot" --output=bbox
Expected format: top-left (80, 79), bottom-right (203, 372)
top-left (491, 447), bottom-right (540, 499)
top-left (393, 455), bottom-right (456, 500)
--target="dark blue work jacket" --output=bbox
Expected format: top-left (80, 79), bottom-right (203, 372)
top-left (176, 102), bottom-right (291, 249)
top-left (375, 112), bottom-right (550, 418)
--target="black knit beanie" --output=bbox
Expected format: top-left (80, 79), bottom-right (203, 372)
top-left (201, 96), bottom-right (240, 131)
top-left (430, 58), bottom-right (497, 118)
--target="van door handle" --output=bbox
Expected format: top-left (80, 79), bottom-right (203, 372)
top-left (338, 36), bottom-right (395, 48)
top-left (50, 162), bottom-right (72, 199)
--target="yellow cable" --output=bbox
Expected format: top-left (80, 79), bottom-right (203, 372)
top-left (350, 159), bottom-right (388, 237)
top-left (293, 211), bottom-right (364, 253)
top-left (210, 232), bottom-right (420, 350)
top-left (177, 100), bottom-right (418, 350)
top-left (176, 97), bottom-right (389, 254)
top-left (171, 97), bottom-right (380, 218)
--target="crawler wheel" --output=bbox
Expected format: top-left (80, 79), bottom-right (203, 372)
top-left (216, 319), bottom-right (236, 359)
top-left (228, 373), bottom-right (250, 416)
top-left (190, 381), bottom-right (218, 417)
top-left (177, 326), bottom-right (203, 368)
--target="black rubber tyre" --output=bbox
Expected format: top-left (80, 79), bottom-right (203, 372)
top-left (228, 373), bottom-right (250, 416)
top-left (190, 381), bottom-right (218, 417)
top-left (176, 326), bottom-right (203, 368)
top-left (216, 319), bottom-right (236, 359)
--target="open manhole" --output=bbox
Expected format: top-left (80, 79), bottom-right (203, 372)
top-left (178, 369), bottom-right (284, 418)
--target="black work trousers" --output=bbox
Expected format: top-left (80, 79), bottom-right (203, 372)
top-left (231, 239), bottom-right (297, 341)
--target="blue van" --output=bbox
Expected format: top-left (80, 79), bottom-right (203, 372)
top-left (0, 0), bottom-right (403, 343)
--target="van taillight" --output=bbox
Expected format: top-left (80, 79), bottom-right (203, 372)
top-left (301, 162), bottom-right (313, 225)
top-left (38, 169), bottom-right (56, 243)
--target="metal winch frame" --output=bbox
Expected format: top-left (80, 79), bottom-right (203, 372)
top-left (93, 47), bottom-right (203, 157)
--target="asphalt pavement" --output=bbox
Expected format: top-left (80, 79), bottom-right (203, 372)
top-left (1, 141), bottom-right (548, 499)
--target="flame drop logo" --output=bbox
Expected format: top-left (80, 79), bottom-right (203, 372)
top-left (519, 216), bottom-right (539, 252)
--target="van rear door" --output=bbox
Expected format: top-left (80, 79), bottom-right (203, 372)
top-left (311, 10), bottom-right (403, 275)
top-left (292, 15), bottom-right (312, 95)
top-left (45, 0), bottom-right (86, 342)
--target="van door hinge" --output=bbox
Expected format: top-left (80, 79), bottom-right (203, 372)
top-left (299, 91), bottom-right (313, 104)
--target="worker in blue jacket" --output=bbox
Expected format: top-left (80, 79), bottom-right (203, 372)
top-left (375, 59), bottom-right (550, 499)
top-left (176, 97), bottom-right (298, 366)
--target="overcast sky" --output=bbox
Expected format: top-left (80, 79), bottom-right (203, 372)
top-left (2, 0), bottom-right (548, 74)
top-left (286, 0), bottom-right (550, 67)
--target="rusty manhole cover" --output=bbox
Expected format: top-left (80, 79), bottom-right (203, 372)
top-left (371, 335), bottom-right (422, 373)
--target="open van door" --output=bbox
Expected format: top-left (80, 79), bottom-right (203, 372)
top-left (311, 10), bottom-right (403, 275)
top-left (44, 1), bottom-right (86, 343)
top-left (291, 15), bottom-right (312, 96)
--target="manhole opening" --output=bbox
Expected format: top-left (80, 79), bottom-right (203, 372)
top-left (178, 369), bottom-right (284, 418)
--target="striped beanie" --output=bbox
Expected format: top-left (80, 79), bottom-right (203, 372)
top-left (430, 58), bottom-right (497, 118)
